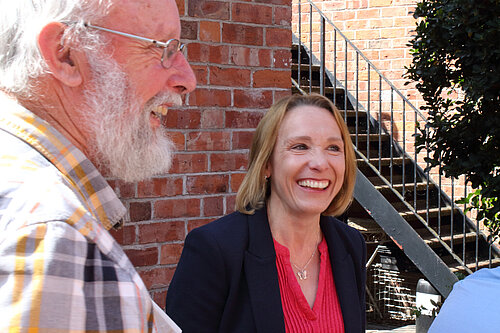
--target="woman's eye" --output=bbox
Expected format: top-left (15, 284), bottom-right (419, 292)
top-left (291, 144), bottom-right (308, 150)
top-left (328, 145), bottom-right (341, 152)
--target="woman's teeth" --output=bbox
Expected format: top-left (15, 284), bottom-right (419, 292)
top-left (298, 180), bottom-right (329, 189)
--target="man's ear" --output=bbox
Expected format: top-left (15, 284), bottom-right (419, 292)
top-left (38, 22), bottom-right (83, 87)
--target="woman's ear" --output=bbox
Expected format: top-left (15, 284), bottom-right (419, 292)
top-left (37, 22), bottom-right (82, 87)
top-left (264, 163), bottom-right (272, 179)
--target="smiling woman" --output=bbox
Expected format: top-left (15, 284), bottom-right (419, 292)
top-left (166, 94), bottom-right (366, 333)
top-left (265, 104), bottom-right (347, 221)
top-left (238, 93), bottom-right (357, 217)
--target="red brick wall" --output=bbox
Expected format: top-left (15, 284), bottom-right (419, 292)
top-left (293, 0), bottom-right (421, 108)
top-left (110, 0), bottom-right (292, 307)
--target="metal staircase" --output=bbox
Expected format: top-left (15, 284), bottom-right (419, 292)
top-left (292, 0), bottom-right (500, 322)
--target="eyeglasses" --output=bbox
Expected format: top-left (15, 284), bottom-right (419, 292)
top-left (83, 23), bottom-right (186, 69)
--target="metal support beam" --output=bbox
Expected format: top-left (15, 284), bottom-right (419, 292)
top-left (320, 17), bottom-right (325, 96)
top-left (354, 170), bottom-right (458, 297)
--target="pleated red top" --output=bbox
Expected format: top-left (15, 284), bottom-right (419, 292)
top-left (273, 238), bottom-right (344, 332)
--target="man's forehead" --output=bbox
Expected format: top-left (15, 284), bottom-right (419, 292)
top-left (104, 0), bottom-right (180, 39)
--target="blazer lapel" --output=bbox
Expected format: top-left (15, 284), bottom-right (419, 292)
top-left (321, 217), bottom-right (363, 333)
top-left (244, 208), bottom-right (285, 333)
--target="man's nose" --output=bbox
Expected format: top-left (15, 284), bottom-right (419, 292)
top-left (166, 52), bottom-right (197, 95)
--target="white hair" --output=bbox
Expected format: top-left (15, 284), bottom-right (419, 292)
top-left (0, 0), bottom-right (113, 97)
top-left (82, 45), bottom-right (181, 182)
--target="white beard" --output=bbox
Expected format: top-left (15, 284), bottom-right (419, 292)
top-left (82, 50), bottom-right (181, 182)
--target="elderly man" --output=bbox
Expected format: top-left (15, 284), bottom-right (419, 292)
top-left (0, 0), bottom-right (196, 331)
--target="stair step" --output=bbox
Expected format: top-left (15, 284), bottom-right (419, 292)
top-left (399, 206), bottom-right (457, 219)
top-left (343, 110), bottom-right (369, 118)
top-left (392, 200), bottom-right (428, 211)
top-left (348, 217), bottom-right (382, 232)
top-left (424, 232), bottom-right (477, 247)
top-left (349, 205), bottom-right (458, 228)
top-left (357, 157), bottom-right (411, 167)
top-left (291, 43), bottom-right (307, 54)
top-left (450, 258), bottom-right (500, 272)
top-left (351, 133), bottom-right (390, 142)
top-left (291, 63), bottom-right (321, 71)
top-left (414, 224), bottom-right (453, 236)
top-left (291, 85), bottom-right (345, 96)
top-left (367, 175), bottom-right (403, 186)
top-left (374, 182), bottom-right (433, 193)
top-left (292, 67), bottom-right (328, 86)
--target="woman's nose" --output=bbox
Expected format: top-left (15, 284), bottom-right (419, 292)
top-left (308, 150), bottom-right (329, 171)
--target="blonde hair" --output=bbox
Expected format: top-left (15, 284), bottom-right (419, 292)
top-left (235, 93), bottom-right (357, 216)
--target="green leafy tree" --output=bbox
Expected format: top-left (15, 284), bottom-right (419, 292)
top-left (405, 0), bottom-right (500, 241)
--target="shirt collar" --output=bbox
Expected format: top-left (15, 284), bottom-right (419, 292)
top-left (0, 93), bottom-right (126, 230)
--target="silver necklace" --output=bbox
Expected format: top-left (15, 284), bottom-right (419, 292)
top-left (290, 246), bottom-right (317, 281)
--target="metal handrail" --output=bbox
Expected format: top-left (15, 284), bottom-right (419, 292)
top-left (293, 0), bottom-right (498, 273)
top-left (305, 0), bottom-right (425, 119)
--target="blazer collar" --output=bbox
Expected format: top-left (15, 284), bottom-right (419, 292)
top-left (246, 207), bottom-right (276, 258)
top-left (320, 215), bottom-right (349, 261)
top-left (321, 216), bottom-right (363, 333)
top-left (244, 207), bottom-right (285, 333)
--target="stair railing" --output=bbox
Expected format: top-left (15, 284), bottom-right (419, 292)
top-left (294, 0), bottom-right (498, 273)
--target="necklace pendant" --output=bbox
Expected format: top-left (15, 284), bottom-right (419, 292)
top-left (297, 270), bottom-right (307, 280)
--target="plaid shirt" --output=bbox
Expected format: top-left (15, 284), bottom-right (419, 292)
top-left (0, 94), bottom-right (174, 332)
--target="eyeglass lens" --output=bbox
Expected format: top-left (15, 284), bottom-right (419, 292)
top-left (162, 40), bottom-right (186, 68)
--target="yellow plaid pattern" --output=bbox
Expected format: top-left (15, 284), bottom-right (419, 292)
top-left (0, 94), bottom-right (160, 332)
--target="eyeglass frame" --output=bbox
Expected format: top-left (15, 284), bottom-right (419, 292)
top-left (82, 22), bottom-right (186, 69)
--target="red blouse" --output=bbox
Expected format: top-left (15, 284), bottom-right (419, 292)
top-left (274, 238), bottom-right (344, 332)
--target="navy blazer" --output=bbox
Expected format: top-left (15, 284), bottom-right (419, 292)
top-left (166, 207), bottom-right (366, 333)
